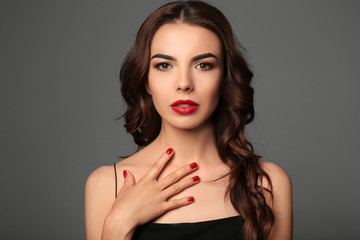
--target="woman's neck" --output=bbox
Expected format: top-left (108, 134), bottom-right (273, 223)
top-left (149, 119), bottom-right (222, 168)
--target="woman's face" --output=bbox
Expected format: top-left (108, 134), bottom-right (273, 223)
top-left (148, 23), bottom-right (223, 130)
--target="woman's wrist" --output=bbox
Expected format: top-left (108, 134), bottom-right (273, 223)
top-left (101, 211), bottom-right (137, 240)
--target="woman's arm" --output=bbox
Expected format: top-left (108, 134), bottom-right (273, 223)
top-left (85, 148), bottom-right (200, 240)
top-left (262, 161), bottom-right (293, 240)
top-left (85, 165), bottom-right (117, 240)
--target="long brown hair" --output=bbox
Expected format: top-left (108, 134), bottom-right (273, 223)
top-left (120, 1), bottom-right (274, 239)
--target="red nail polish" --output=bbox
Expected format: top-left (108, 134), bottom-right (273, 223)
top-left (123, 170), bottom-right (127, 178)
top-left (189, 162), bottom-right (198, 169)
top-left (192, 176), bottom-right (200, 182)
top-left (188, 196), bottom-right (194, 202)
top-left (166, 148), bottom-right (173, 154)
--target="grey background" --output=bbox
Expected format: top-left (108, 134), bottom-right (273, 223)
top-left (1, 0), bottom-right (359, 239)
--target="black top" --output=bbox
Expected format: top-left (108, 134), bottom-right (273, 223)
top-left (133, 216), bottom-right (244, 240)
top-left (113, 164), bottom-right (244, 240)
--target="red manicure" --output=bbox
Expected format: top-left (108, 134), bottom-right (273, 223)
top-left (166, 148), bottom-right (173, 154)
top-left (189, 162), bottom-right (198, 169)
top-left (192, 176), bottom-right (200, 182)
top-left (188, 196), bottom-right (194, 202)
top-left (123, 170), bottom-right (127, 178)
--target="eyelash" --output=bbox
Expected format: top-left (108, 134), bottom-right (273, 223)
top-left (154, 62), bottom-right (213, 71)
top-left (196, 62), bottom-right (213, 70)
top-left (155, 62), bottom-right (172, 71)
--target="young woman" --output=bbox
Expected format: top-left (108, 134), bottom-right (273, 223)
top-left (85, 1), bottom-right (292, 240)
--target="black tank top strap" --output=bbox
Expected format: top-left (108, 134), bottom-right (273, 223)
top-left (113, 163), bottom-right (117, 198)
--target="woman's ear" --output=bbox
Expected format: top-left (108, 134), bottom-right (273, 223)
top-left (145, 82), bottom-right (151, 95)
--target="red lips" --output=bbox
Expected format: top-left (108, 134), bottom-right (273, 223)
top-left (171, 100), bottom-right (199, 114)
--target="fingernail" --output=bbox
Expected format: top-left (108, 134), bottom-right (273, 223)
top-left (166, 148), bottom-right (173, 154)
top-left (188, 196), bottom-right (194, 202)
top-left (189, 162), bottom-right (198, 169)
top-left (192, 176), bottom-right (200, 182)
top-left (123, 170), bottom-right (127, 178)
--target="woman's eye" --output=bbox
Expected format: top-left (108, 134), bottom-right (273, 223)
top-left (155, 62), bottom-right (172, 71)
top-left (196, 62), bottom-right (212, 70)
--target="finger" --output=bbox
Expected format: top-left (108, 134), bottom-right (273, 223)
top-left (144, 148), bottom-right (174, 181)
top-left (158, 162), bottom-right (198, 189)
top-left (163, 196), bottom-right (195, 211)
top-left (121, 169), bottom-right (135, 191)
top-left (162, 175), bottom-right (200, 197)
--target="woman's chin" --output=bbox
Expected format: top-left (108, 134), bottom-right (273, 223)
top-left (162, 118), bottom-right (213, 132)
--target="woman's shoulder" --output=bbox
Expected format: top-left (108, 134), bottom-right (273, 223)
top-left (85, 164), bottom-right (118, 205)
top-left (86, 164), bottom-right (114, 185)
top-left (259, 160), bottom-right (292, 188)
top-left (259, 160), bottom-right (293, 239)
top-left (258, 160), bottom-right (292, 209)
top-left (86, 150), bottom-right (152, 193)
top-left (84, 157), bottom-right (141, 225)
top-left (85, 157), bottom-right (144, 239)
top-left (85, 156), bottom-right (135, 190)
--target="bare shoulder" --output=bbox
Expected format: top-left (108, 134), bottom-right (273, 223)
top-left (85, 164), bottom-right (120, 215)
top-left (85, 159), bottom-right (141, 240)
top-left (85, 164), bottom-right (119, 240)
top-left (85, 151), bottom-right (150, 196)
top-left (84, 148), bottom-right (158, 239)
top-left (259, 160), bottom-right (292, 209)
top-left (85, 147), bottom-right (151, 194)
top-left (260, 160), bottom-right (292, 191)
top-left (85, 165), bottom-right (117, 196)
top-left (86, 164), bottom-right (115, 182)
top-left (85, 157), bottom-right (138, 198)
top-left (114, 148), bottom-right (157, 181)
top-left (260, 160), bottom-right (293, 240)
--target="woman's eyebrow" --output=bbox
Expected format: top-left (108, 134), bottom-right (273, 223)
top-left (151, 54), bottom-right (176, 60)
top-left (151, 52), bottom-right (218, 61)
top-left (192, 53), bottom-right (217, 61)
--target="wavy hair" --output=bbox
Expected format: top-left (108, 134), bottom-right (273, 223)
top-left (119, 1), bottom-right (274, 239)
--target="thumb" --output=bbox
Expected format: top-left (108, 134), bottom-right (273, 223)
top-left (122, 169), bottom-right (135, 190)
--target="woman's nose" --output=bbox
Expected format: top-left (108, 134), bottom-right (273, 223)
top-left (176, 68), bottom-right (194, 93)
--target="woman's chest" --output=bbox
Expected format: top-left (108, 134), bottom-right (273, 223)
top-left (154, 179), bottom-right (238, 223)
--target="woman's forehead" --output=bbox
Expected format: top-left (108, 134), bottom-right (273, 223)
top-left (150, 23), bottom-right (222, 59)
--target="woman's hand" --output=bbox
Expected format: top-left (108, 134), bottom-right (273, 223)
top-left (101, 148), bottom-right (199, 240)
